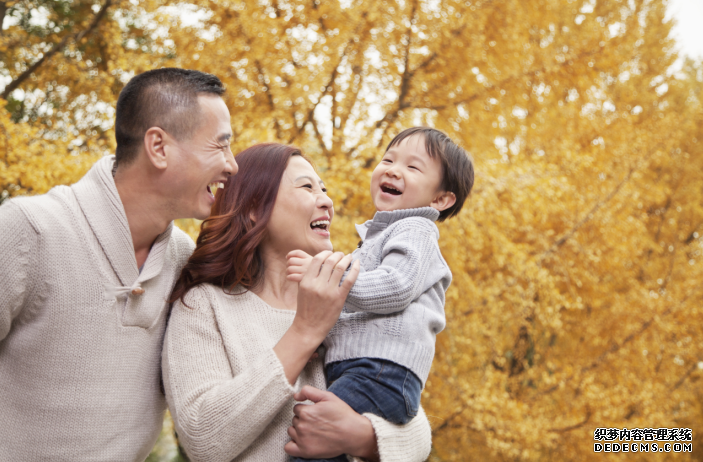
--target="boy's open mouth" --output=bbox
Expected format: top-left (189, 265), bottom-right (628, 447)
top-left (381, 185), bottom-right (402, 195)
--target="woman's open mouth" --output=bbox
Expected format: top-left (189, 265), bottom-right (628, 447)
top-left (310, 219), bottom-right (330, 236)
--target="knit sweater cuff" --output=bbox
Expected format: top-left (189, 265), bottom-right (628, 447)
top-left (354, 406), bottom-right (432, 462)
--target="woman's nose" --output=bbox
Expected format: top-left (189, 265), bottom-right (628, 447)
top-left (318, 192), bottom-right (333, 209)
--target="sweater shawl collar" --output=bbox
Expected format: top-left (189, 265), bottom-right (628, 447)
top-left (71, 156), bottom-right (173, 290)
top-left (355, 207), bottom-right (439, 241)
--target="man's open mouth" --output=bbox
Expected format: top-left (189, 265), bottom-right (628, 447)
top-left (207, 182), bottom-right (225, 197)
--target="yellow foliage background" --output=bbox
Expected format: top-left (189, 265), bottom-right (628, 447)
top-left (2, 1), bottom-right (703, 460)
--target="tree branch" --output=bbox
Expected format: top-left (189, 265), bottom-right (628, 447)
top-left (0, 2), bottom-right (8, 36)
top-left (288, 12), bottom-right (368, 146)
top-left (254, 59), bottom-right (284, 140)
top-left (671, 360), bottom-right (700, 391)
top-left (684, 220), bottom-right (703, 244)
top-left (539, 143), bottom-right (660, 262)
top-left (0, 121), bottom-right (8, 167)
top-left (548, 408), bottom-right (591, 433)
top-left (540, 167), bottom-right (635, 261)
top-left (287, 59), bottom-right (342, 146)
top-left (432, 407), bottom-right (466, 434)
top-left (373, 0), bottom-right (420, 147)
top-left (535, 288), bottom-right (698, 399)
top-left (1, 0), bottom-right (113, 100)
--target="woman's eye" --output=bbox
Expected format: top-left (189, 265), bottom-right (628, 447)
top-left (303, 184), bottom-right (313, 189)
top-left (321, 187), bottom-right (328, 193)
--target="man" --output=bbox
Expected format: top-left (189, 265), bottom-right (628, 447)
top-left (0, 68), bottom-right (237, 460)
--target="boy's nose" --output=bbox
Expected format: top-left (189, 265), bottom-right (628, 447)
top-left (385, 167), bottom-right (401, 178)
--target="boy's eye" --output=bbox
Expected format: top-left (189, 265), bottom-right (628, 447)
top-left (382, 159), bottom-right (392, 164)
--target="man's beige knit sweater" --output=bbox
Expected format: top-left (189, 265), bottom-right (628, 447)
top-left (163, 284), bottom-right (433, 462)
top-left (0, 156), bottom-right (194, 461)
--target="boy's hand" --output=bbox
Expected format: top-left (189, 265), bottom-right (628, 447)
top-left (287, 250), bottom-right (314, 282)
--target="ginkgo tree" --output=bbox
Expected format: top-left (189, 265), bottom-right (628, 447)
top-left (0, 0), bottom-right (171, 200)
top-left (158, 2), bottom-right (703, 458)
top-left (3, 0), bottom-right (703, 460)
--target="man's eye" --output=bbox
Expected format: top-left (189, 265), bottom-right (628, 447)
top-left (303, 184), bottom-right (313, 189)
top-left (321, 187), bottom-right (328, 193)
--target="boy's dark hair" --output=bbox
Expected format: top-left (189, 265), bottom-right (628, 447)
top-left (386, 127), bottom-right (474, 222)
top-left (115, 68), bottom-right (225, 167)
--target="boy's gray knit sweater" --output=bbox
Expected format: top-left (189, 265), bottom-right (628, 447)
top-left (324, 207), bottom-right (451, 385)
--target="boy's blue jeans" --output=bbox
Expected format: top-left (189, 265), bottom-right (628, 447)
top-left (292, 357), bottom-right (422, 462)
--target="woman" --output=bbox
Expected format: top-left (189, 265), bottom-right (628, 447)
top-left (163, 144), bottom-right (432, 461)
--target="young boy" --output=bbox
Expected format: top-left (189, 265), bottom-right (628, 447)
top-left (288, 127), bottom-right (474, 461)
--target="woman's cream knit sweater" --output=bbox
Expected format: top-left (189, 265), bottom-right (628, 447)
top-left (162, 284), bottom-right (433, 462)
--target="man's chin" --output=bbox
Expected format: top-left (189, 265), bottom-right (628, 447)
top-left (192, 207), bottom-right (211, 221)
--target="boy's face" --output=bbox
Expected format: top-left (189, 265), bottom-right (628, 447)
top-left (370, 134), bottom-right (447, 213)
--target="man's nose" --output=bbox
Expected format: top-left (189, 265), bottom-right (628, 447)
top-left (225, 151), bottom-right (238, 176)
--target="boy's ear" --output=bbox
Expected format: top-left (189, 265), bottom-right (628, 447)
top-left (430, 191), bottom-right (456, 213)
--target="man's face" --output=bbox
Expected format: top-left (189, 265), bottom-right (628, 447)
top-left (168, 95), bottom-right (237, 220)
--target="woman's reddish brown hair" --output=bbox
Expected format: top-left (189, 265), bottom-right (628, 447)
top-left (170, 143), bottom-right (306, 305)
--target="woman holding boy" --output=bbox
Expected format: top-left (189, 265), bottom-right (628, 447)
top-left (163, 143), bottom-right (432, 461)
top-left (164, 129), bottom-right (473, 461)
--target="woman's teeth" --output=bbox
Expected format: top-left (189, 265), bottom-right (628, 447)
top-left (311, 220), bottom-right (329, 229)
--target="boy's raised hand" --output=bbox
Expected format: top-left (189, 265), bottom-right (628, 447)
top-left (287, 249), bottom-right (314, 282)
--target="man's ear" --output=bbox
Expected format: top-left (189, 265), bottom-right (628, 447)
top-left (143, 127), bottom-right (169, 170)
top-left (430, 191), bottom-right (456, 213)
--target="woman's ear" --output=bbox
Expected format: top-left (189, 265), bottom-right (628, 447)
top-left (430, 191), bottom-right (456, 213)
top-left (143, 127), bottom-right (169, 170)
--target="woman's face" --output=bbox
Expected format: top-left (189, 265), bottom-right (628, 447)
top-left (264, 155), bottom-right (334, 257)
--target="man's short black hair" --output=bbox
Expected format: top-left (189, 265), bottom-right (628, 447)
top-left (386, 127), bottom-right (474, 222)
top-left (114, 68), bottom-right (225, 167)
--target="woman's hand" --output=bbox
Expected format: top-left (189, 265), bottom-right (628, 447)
top-left (284, 386), bottom-right (379, 461)
top-left (274, 251), bottom-right (360, 385)
top-left (290, 251), bottom-right (359, 345)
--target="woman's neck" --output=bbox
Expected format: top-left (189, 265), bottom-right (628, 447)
top-left (252, 245), bottom-right (298, 311)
